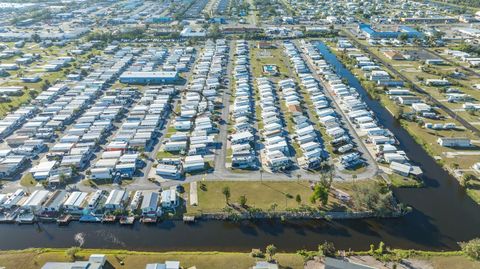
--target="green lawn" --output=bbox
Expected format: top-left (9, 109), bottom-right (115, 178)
top-left (156, 150), bottom-right (180, 159)
top-left (185, 180), bottom-right (361, 215)
top-left (385, 172), bottom-right (423, 188)
top-left (417, 255), bottom-right (480, 269)
top-left (20, 173), bottom-right (37, 187)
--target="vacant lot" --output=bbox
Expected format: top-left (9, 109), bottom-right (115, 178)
top-left (185, 180), bottom-right (367, 215)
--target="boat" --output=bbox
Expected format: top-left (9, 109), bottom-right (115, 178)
top-left (183, 215), bottom-right (196, 223)
top-left (57, 214), bottom-right (72, 226)
top-left (79, 215), bottom-right (101, 223)
top-left (0, 212), bottom-right (18, 224)
top-left (119, 216), bottom-right (135, 225)
top-left (16, 213), bottom-right (35, 224)
top-left (140, 216), bottom-right (157, 224)
top-left (102, 215), bottom-right (116, 223)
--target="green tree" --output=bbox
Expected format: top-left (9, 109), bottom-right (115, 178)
top-left (318, 241), bottom-right (336, 257)
top-left (460, 238), bottom-right (480, 260)
top-left (208, 24), bottom-right (221, 39)
top-left (66, 247), bottom-right (81, 261)
top-left (265, 244), bottom-right (277, 262)
top-left (398, 33), bottom-right (408, 42)
top-left (295, 194), bottom-right (301, 204)
top-left (32, 33), bottom-right (41, 43)
top-left (239, 195), bottom-right (247, 207)
top-left (352, 181), bottom-right (394, 216)
top-left (58, 173), bottom-right (67, 185)
top-left (375, 241), bottom-right (386, 255)
top-left (310, 175), bottom-right (332, 206)
top-left (462, 174), bottom-right (476, 187)
top-left (222, 186), bottom-right (231, 205)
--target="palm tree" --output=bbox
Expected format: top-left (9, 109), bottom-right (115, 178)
top-left (266, 244), bottom-right (277, 262)
top-left (222, 186), bottom-right (231, 205)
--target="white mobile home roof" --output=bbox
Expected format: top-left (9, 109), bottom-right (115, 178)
top-left (64, 191), bottom-right (88, 208)
top-left (22, 190), bottom-right (50, 208)
top-left (105, 190), bottom-right (127, 206)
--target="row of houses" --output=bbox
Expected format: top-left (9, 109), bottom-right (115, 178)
top-left (256, 77), bottom-right (292, 171)
top-left (313, 41), bottom-right (422, 176)
top-left (282, 41), bottom-right (326, 170)
top-left (90, 88), bottom-right (175, 180)
top-left (345, 46), bottom-right (439, 119)
top-left (42, 56), bottom-right (74, 72)
top-left (41, 253), bottom-right (184, 269)
top-left (446, 49), bottom-right (480, 68)
top-left (299, 40), bottom-right (365, 169)
top-left (30, 55), bottom-right (134, 183)
top-left (229, 40), bottom-right (257, 170)
top-left (0, 52), bottom-right (133, 181)
top-left (0, 187), bottom-right (179, 222)
top-left (158, 40), bottom-right (228, 176)
top-left (300, 41), bottom-right (358, 159)
top-left (343, 49), bottom-right (404, 87)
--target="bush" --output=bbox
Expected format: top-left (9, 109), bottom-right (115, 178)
top-left (352, 181), bottom-right (395, 216)
top-left (460, 238), bottom-right (480, 260)
top-left (66, 247), bottom-right (81, 261)
top-left (239, 195), bottom-right (247, 207)
top-left (266, 244), bottom-right (277, 262)
top-left (251, 248), bottom-right (264, 258)
top-left (297, 249), bottom-right (316, 262)
top-left (318, 241), bottom-right (336, 257)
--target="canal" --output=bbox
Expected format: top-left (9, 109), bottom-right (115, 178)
top-left (0, 41), bottom-right (478, 252)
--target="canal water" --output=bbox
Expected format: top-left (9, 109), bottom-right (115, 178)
top-left (0, 42), bottom-right (478, 252)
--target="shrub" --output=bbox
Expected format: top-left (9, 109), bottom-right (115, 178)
top-left (318, 241), bottom-right (336, 257)
top-left (460, 238), bottom-right (480, 260)
top-left (266, 244), bottom-right (277, 262)
top-left (251, 248), bottom-right (264, 258)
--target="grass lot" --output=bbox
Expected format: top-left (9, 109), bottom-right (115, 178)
top-left (0, 249), bottom-right (304, 269)
top-left (416, 255), bottom-right (480, 269)
top-left (185, 180), bottom-right (365, 215)
top-left (250, 46), bottom-right (290, 80)
top-left (20, 173), bottom-right (37, 187)
top-left (385, 172), bottom-right (423, 188)
top-left (156, 150), bottom-right (181, 159)
top-left (466, 180), bottom-right (480, 204)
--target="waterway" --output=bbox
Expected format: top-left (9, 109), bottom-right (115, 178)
top-left (0, 41), bottom-right (478, 252)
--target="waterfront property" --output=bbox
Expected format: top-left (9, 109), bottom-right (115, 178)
top-left (41, 254), bottom-right (106, 269)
